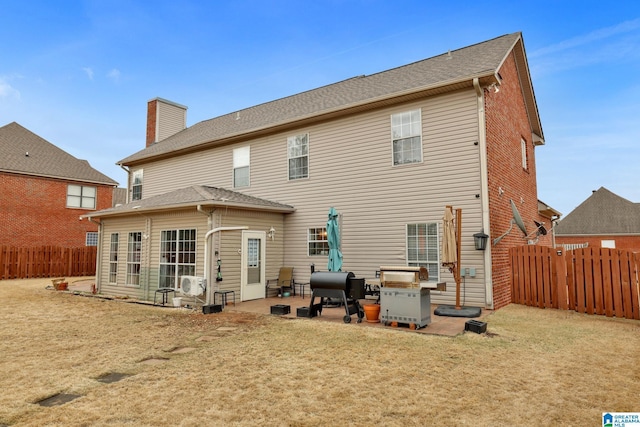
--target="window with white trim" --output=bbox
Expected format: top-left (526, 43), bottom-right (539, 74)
top-left (109, 233), bottom-right (119, 284)
top-left (391, 109), bottom-right (422, 165)
top-left (308, 227), bottom-right (328, 256)
top-left (288, 133), bottom-right (309, 180)
top-left (126, 232), bottom-right (142, 286)
top-left (159, 229), bottom-right (196, 289)
top-left (406, 223), bottom-right (439, 281)
top-left (521, 138), bottom-right (528, 170)
top-left (86, 232), bottom-right (98, 246)
top-left (67, 184), bottom-right (96, 209)
top-left (233, 147), bottom-right (250, 188)
top-left (601, 240), bottom-right (616, 249)
top-left (132, 169), bottom-right (143, 201)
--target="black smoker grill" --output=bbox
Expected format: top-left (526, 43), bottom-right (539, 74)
top-left (308, 271), bottom-right (365, 323)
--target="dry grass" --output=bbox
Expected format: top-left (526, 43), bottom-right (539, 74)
top-left (1, 277), bottom-right (638, 426)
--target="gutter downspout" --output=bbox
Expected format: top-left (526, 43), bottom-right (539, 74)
top-left (119, 164), bottom-right (130, 203)
top-left (203, 226), bottom-right (249, 305)
top-left (474, 78), bottom-right (494, 309)
top-left (87, 217), bottom-right (103, 293)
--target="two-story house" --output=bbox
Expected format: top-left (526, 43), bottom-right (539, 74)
top-left (0, 122), bottom-right (119, 248)
top-left (85, 32), bottom-right (555, 309)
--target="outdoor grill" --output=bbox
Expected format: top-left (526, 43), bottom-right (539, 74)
top-left (379, 266), bottom-right (433, 329)
top-left (308, 271), bottom-right (365, 323)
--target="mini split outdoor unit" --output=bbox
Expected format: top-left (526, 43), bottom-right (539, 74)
top-left (179, 276), bottom-right (205, 296)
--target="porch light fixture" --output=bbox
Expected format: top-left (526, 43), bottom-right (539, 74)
top-left (473, 231), bottom-right (489, 251)
top-left (268, 227), bottom-right (276, 240)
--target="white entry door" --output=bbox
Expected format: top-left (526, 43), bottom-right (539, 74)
top-left (241, 231), bottom-right (266, 301)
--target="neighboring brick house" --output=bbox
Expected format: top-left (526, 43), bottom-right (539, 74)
top-left (555, 187), bottom-right (640, 253)
top-left (0, 122), bottom-right (119, 247)
top-left (86, 32), bottom-right (555, 309)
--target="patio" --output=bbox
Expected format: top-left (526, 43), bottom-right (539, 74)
top-left (66, 278), bottom-right (486, 336)
top-left (224, 293), bottom-right (486, 336)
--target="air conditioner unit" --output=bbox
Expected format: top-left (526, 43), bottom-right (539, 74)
top-left (180, 276), bottom-right (205, 296)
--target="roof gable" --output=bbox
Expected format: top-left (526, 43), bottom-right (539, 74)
top-left (555, 187), bottom-right (640, 235)
top-left (120, 32), bottom-right (538, 165)
top-left (0, 122), bottom-right (118, 185)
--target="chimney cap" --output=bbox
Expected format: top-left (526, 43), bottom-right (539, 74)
top-left (147, 97), bottom-right (188, 110)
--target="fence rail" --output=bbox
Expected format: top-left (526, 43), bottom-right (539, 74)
top-left (0, 246), bottom-right (97, 280)
top-left (510, 246), bottom-right (639, 320)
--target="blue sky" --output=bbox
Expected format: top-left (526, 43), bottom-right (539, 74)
top-left (1, 1), bottom-right (639, 216)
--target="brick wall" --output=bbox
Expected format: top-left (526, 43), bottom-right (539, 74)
top-left (555, 235), bottom-right (640, 253)
top-left (485, 52), bottom-right (551, 309)
top-left (146, 99), bottom-right (157, 147)
top-left (0, 173), bottom-right (113, 247)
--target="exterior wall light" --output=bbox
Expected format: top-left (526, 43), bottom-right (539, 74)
top-left (473, 232), bottom-right (489, 251)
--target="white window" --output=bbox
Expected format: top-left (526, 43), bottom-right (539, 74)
top-left (308, 227), bottom-right (328, 256)
top-left (521, 138), bottom-right (528, 170)
top-left (86, 232), bottom-right (98, 246)
top-left (288, 134), bottom-right (309, 180)
top-left (109, 233), bottom-right (119, 284)
top-left (247, 238), bottom-right (260, 268)
top-left (406, 223), bottom-right (439, 281)
top-left (233, 147), bottom-right (250, 188)
top-left (132, 169), bottom-right (143, 201)
top-left (67, 185), bottom-right (96, 209)
top-left (391, 109), bottom-right (422, 165)
top-left (126, 232), bottom-right (142, 286)
top-left (601, 240), bottom-right (616, 249)
top-left (159, 229), bottom-right (196, 289)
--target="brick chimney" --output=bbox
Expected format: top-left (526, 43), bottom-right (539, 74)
top-left (146, 98), bottom-right (188, 147)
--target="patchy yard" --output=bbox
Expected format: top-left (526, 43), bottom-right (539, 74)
top-left (1, 277), bottom-right (638, 426)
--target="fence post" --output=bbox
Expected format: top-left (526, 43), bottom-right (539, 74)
top-left (554, 248), bottom-right (568, 310)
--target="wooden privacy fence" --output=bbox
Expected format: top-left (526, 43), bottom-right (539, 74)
top-left (510, 245), bottom-right (640, 320)
top-left (0, 246), bottom-right (97, 280)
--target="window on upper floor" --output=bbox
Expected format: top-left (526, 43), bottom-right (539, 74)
top-left (86, 232), bottom-right (98, 246)
top-left (521, 138), bottom-right (528, 170)
top-left (233, 146), bottom-right (250, 188)
top-left (391, 109), bottom-right (422, 165)
top-left (132, 169), bottom-right (143, 201)
top-left (67, 184), bottom-right (96, 209)
top-left (288, 133), bottom-right (309, 180)
top-left (406, 223), bottom-right (439, 282)
top-left (308, 227), bottom-right (328, 256)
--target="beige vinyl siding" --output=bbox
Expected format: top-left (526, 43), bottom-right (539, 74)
top-left (98, 207), bottom-right (285, 303)
top-left (99, 218), bottom-right (149, 300)
top-left (216, 209), bottom-right (285, 301)
top-left (99, 210), bottom-right (208, 302)
top-left (156, 100), bottom-right (186, 142)
top-left (136, 88), bottom-right (488, 306)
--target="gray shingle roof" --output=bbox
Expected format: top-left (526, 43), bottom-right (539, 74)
top-left (0, 122), bottom-right (118, 185)
top-left (86, 185), bottom-right (295, 218)
top-left (555, 187), bottom-right (640, 235)
top-left (120, 32), bottom-right (528, 165)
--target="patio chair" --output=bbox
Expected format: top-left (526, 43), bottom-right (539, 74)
top-left (266, 267), bottom-right (294, 297)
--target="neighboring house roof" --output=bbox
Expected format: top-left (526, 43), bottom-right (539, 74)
top-left (555, 187), bottom-right (640, 235)
top-left (85, 185), bottom-right (295, 218)
top-left (112, 188), bottom-right (128, 207)
top-left (120, 32), bottom-right (541, 166)
top-left (0, 122), bottom-right (118, 186)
